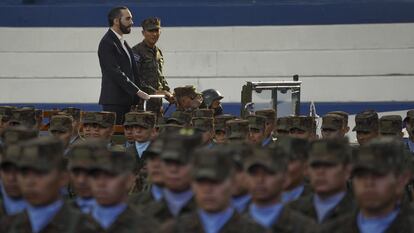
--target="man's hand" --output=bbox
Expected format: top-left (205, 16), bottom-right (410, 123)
top-left (156, 90), bottom-right (175, 103)
top-left (137, 90), bottom-right (150, 100)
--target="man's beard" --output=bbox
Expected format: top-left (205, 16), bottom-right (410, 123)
top-left (120, 22), bottom-right (131, 34)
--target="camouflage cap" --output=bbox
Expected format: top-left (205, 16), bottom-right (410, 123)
top-left (214, 114), bottom-right (236, 131)
top-left (192, 148), bottom-right (234, 182)
top-left (246, 115), bottom-right (266, 131)
top-left (193, 109), bottom-right (214, 118)
top-left (49, 115), bottom-right (73, 133)
top-left (173, 85), bottom-right (201, 99)
top-left (353, 137), bottom-right (405, 174)
top-left (322, 114), bottom-right (344, 131)
top-left (404, 110), bottom-right (414, 123)
top-left (161, 128), bottom-right (202, 164)
top-left (1, 126), bottom-right (38, 148)
top-left (142, 137), bottom-right (164, 160)
top-left (61, 107), bottom-right (81, 121)
top-left (290, 116), bottom-right (315, 132)
top-left (90, 145), bottom-right (136, 174)
top-left (167, 110), bottom-right (192, 126)
top-left (274, 136), bottom-right (309, 161)
top-left (379, 115), bottom-right (402, 135)
top-left (327, 111), bottom-right (349, 125)
top-left (255, 109), bottom-right (276, 123)
top-left (226, 119), bottom-right (249, 140)
top-left (141, 17), bottom-right (161, 31)
top-left (245, 147), bottom-right (288, 173)
top-left (276, 116), bottom-right (293, 132)
top-left (218, 142), bottom-right (253, 169)
top-left (192, 117), bottom-right (214, 132)
top-left (308, 138), bottom-right (351, 166)
top-left (67, 139), bottom-right (107, 170)
top-left (81, 111), bottom-right (116, 128)
top-left (0, 106), bottom-right (17, 122)
top-left (352, 110), bottom-right (378, 132)
top-left (9, 108), bottom-right (36, 128)
top-left (1, 144), bottom-right (23, 166)
top-left (124, 112), bottom-right (155, 129)
top-left (19, 137), bottom-right (65, 172)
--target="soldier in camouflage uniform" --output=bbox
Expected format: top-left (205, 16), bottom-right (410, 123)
top-left (66, 139), bottom-right (105, 214)
top-left (353, 110), bottom-right (379, 146)
top-left (132, 17), bottom-right (173, 116)
top-left (81, 111), bottom-right (116, 146)
top-left (0, 106), bottom-right (16, 139)
top-left (0, 137), bottom-right (98, 233)
top-left (123, 111), bottom-right (156, 193)
top-left (61, 107), bottom-right (84, 146)
top-left (289, 116), bottom-right (316, 140)
top-left (274, 116), bottom-right (292, 137)
top-left (275, 136), bottom-right (312, 204)
top-left (161, 147), bottom-right (266, 233)
top-left (192, 117), bottom-right (214, 147)
top-left (143, 129), bottom-right (202, 223)
top-left (49, 115), bottom-right (73, 152)
top-left (129, 137), bottom-right (164, 207)
top-left (226, 119), bottom-right (249, 143)
top-left (88, 141), bottom-right (158, 233)
top-left (379, 115), bottom-right (403, 138)
top-left (0, 126), bottom-right (37, 220)
top-left (174, 86), bottom-right (203, 112)
top-left (8, 108), bottom-right (37, 130)
top-left (167, 110), bottom-right (193, 127)
top-left (246, 115), bottom-right (266, 147)
top-left (213, 114), bottom-right (235, 145)
top-left (320, 137), bottom-right (414, 233)
top-left (288, 138), bottom-right (356, 224)
top-left (327, 111), bottom-right (350, 134)
top-left (255, 109), bottom-right (276, 147)
top-left (244, 147), bottom-right (317, 233)
top-left (321, 114), bottom-right (347, 139)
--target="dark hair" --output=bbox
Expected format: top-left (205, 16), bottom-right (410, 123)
top-left (108, 6), bottom-right (128, 27)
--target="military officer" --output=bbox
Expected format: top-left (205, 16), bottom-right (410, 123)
top-left (200, 89), bottom-right (224, 116)
top-left (173, 86), bottom-right (203, 112)
top-left (132, 17), bottom-right (173, 115)
top-left (81, 111), bottom-right (116, 146)
top-left (61, 107), bottom-right (84, 146)
top-left (255, 109), bottom-right (276, 147)
top-left (192, 117), bottom-right (214, 147)
top-left (49, 115), bottom-right (73, 152)
top-left (226, 119), bottom-right (249, 143)
top-left (321, 114), bottom-right (347, 139)
top-left (213, 114), bottom-right (235, 145)
top-left (289, 116), bottom-right (316, 140)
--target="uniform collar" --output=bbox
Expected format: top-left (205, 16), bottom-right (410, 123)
top-left (281, 184), bottom-right (305, 203)
top-left (313, 191), bottom-right (346, 223)
top-left (0, 183), bottom-right (26, 215)
top-left (151, 184), bottom-right (164, 201)
top-left (92, 202), bottom-right (127, 230)
top-left (357, 207), bottom-right (400, 233)
top-left (231, 194), bottom-right (251, 213)
top-left (198, 207), bottom-right (234, 233)
top-left (76, 197), bottom-right (96, 214)
top-left (163, 188), bottom-right (193, 216)
top-left (27, 199), bottom-right (64, 233)
top-left (249, 202), bottom-right (284, 229)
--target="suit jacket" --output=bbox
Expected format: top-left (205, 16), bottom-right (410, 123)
top-left (98, 29), bottom-right (141, 106)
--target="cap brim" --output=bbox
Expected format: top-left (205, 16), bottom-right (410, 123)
top-left (145, 25), bottom-right (161, 31)
top-left (193, 169), bottom-right (224, 182)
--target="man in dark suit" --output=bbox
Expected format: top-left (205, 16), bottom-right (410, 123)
top-left (98, 6), bottom-right (149, 124)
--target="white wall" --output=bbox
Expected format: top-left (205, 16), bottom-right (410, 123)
top-left (0, 23), bottom-right (413, 103)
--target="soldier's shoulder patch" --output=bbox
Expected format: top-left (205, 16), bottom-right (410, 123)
top-left (133, 53), bottom-right (141, 62)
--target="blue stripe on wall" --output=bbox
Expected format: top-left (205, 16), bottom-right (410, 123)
top-left (1, 1), bottom-right (414, 27)
top-left (3, 102), bottom-right (414, 118)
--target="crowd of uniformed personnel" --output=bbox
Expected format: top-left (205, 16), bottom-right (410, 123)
top-left (1, 85), bottom-right (414, 233)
